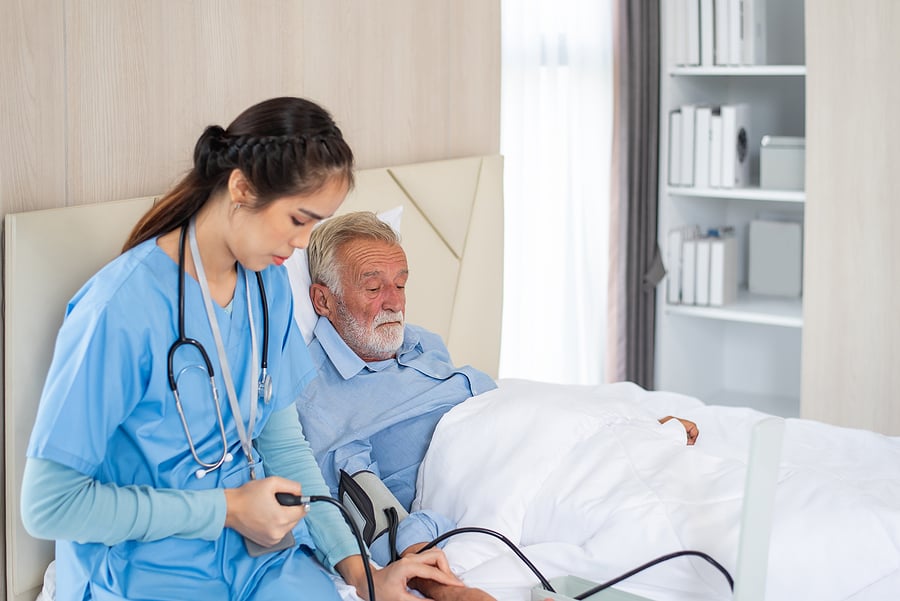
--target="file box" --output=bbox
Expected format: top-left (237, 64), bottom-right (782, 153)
top-left (748, 220), bottom-right (803, 297)
top-left (760, 136), bottom-right (805, 191)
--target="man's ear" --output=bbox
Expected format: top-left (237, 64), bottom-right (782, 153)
top-left (310, 283), bottom-right (334, 317)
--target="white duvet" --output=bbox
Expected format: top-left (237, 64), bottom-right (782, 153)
top-left (415, 379), bottom-right (900, 601)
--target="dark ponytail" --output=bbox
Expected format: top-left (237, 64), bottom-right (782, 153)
top-left (123, 97), bottom-right (354, 251)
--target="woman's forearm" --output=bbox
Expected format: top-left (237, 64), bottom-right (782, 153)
top-left (21, 457), bottom-right (224, 545)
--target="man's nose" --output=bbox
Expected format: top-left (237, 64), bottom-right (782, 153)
top-left (382, 287), bottom-right (405, 312)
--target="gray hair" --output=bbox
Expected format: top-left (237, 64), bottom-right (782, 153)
top-left (307, 211), bottom-right (401, 296)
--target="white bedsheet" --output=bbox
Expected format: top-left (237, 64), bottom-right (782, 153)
top-left (415, 379), bottom-right (900, 601)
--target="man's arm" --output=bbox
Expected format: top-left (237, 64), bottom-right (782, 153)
top-left (330, 450), bottom-right (496, 599)
top-left (368, 509), bottom-right (456, 565)
top-left (658, 416), bottom-right (699, 445)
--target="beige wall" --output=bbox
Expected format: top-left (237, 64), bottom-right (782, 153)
top-left (0, 1), bottom-right (499, 596)
top-left (0, 0), bottom-right (500, 215)
top-left (803, 0), bottom-right (900, 434)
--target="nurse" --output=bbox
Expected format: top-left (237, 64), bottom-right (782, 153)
top-left (20, 97), bottom-right (461, 601)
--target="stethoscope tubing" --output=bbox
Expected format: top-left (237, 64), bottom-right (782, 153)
top-left (167, 224), bottom-right (217, 390)
top-left (166, 221), bottom-right (270, 478)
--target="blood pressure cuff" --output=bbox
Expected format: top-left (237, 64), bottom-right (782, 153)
top-left (338, 469), bottom-right (409, 547)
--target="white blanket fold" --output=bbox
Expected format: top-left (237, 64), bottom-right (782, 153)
top-left (415, 379), bottom-right (900, 601)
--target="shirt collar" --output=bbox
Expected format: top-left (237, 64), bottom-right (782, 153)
top-left (312, 316), bottom-right (423, 380)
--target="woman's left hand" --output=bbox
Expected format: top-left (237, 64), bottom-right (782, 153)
top-left (338, 548), bottom-right (462, 601)
top-left (371, 548), bottom-right (463, 600)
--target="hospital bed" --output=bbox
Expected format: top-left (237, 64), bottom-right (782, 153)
top-left (4, 155), bottom-right (900, 601)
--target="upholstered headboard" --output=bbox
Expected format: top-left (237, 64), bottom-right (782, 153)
top-left (2, 155), bottom-right (503, 600)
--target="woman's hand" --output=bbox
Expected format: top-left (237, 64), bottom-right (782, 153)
top-left (658, 416), bottom-right (699, 445)
top-left (223, 476), bottom-right (307, 546)
top-left (338, 548), bottom-right (463, 601)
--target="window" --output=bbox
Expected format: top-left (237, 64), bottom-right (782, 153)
top-left (499, 0), bottom-right (614, 384)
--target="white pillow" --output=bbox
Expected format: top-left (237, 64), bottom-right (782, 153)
top-left (285, 206), bottom-right (403, 343)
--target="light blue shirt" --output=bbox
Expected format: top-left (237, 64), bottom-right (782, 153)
top-left (24, 240), bottom-right (356, 600)
top-left (297, 316), bottom-right (496, 564)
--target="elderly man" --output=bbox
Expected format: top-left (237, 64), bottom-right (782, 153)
top-left (295, 212), bottom-right (698, 600)
top-left (296, 212), bottom-right (497, 601)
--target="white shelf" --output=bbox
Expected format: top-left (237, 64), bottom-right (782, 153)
top-left (665, 290), bottom-right (802, 328)
top-left (705, 389), bottom-right (800, 418)
top-left (656, 0), bottom-right (806, 415)
top-left (666, 186), bottom-right (805, 204)
top-left (670, 65), bottom-right (806, 77)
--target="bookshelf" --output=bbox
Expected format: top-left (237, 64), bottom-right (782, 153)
top-left (655, 0), bottom-right (806, 418)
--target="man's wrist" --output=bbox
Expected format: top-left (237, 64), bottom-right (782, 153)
top-left (400, 541), bottom-right (429, 557)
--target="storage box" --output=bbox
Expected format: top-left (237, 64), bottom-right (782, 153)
top-left (760, 136), bottom-right (805, 191)
top-left (748, 220), bottom-right (803, 297)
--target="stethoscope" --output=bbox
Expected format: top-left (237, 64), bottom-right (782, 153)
top-left (167, 218), bottom-right (272, 479)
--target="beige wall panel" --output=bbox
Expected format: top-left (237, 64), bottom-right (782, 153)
top-left (0, 0), bottom-right (66, 215)
top-left (64, 0), bottom-right (306, 205)
top-left (0, 4), bottom-right (64, 591)
top-left (443, 5), bottom-right (501, 159)
top-left (802, 0), bottom-right (900, 434)
top-left (300, 0), bottom-right (500, 169)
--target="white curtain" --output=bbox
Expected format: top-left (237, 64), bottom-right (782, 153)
top-left (498, 0), bottom-right (614, 385)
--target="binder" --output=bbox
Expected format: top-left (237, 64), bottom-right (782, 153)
top-left (741, 0), bottom-right (767, 65)
top-left (699, 0), bottom-right (715, 66)
top-left (672, 0), bottom-right (686, 66)
top-left (680, 104), bottom-right (696, 187)
top-left (666, 228), bottom-right (684, 304)
top-left (694, 106), bottom-right (712, 189)
top-left (710, 233), bottom-right (738, 306)
top-left (681, 237), bottom-right (698, 305)
top-left (721, 103), bottom-right (750, 188)
top-left (686, 0), bottom-right (701, 66)
top-left (728, 0), bottom-right (742, 65)
top-left (714, 0), bottom-right (730, 65)
top-left (668, 109), bottom-right (683, 186)
top-left (695, 237), bottom-right (712, 306)
top-left (666, 225), bottom-right (700, 304)
top-left (709, 109), bottom-right (723, 187)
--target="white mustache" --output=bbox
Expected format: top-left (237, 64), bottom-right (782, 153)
top-left (373, 311), bottom-right (404, 327)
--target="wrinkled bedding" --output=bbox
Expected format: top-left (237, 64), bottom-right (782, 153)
top-left (415, 379), bottom-right (900, 600)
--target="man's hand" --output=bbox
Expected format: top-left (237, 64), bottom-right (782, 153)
top-left (658, 416), bottom-right (699, 445)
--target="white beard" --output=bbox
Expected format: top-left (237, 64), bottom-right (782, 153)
top-left (335, 304), bottom-right (404, 360)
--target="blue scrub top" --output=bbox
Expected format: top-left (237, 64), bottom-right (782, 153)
top-left (26, 240), bottom-right (325, 600)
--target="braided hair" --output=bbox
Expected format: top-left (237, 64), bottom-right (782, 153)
top-left (123, 97), bottom-right (354, 251)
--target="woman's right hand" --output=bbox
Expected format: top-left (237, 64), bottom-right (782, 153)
top-left (223, 476), bottom-right (307, 546)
